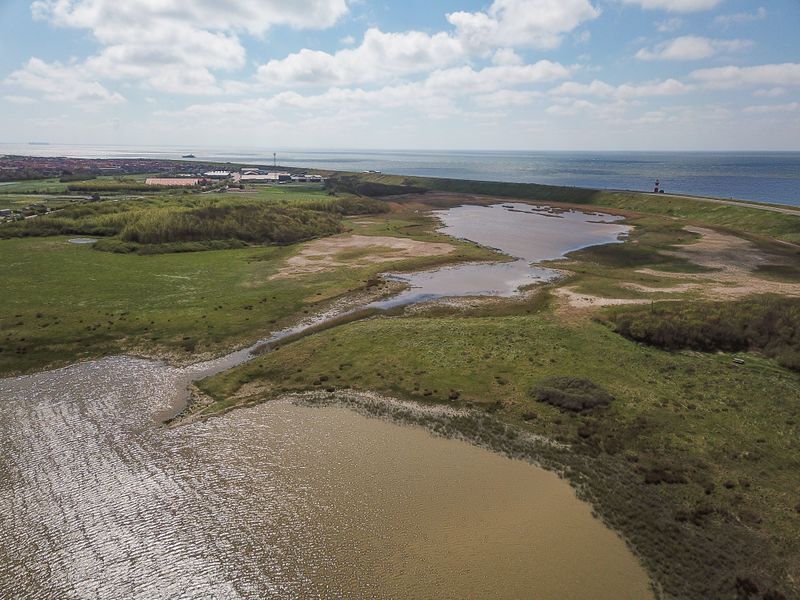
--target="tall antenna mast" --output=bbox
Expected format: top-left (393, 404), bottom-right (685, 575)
top-left (273, 152), bottom-right (277, 168)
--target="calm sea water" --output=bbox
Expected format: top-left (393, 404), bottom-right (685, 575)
top-left (2, 143), bottom-right (799, 206)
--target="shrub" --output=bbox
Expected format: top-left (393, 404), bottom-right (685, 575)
top-left (117, 203), bottom-right (342, 246)
top-left (530, 377), bottom-right (613, 411)
top-left (609, 296), bottom-right (800, 371)
top-left (326, 175), bottom-right (426, 197)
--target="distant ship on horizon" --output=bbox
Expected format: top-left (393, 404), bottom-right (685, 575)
top-left (182, 153), bottom-right (196, 158)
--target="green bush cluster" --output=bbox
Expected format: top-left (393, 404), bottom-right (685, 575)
top-left (117, 204), bottom-right (342, 245)
top-left (530, 376), bottom-right (613, 411)
top-left (0, 194), bottom-right (391, 253)
top-left (294, 196), bottom-right (390, 215)
top-left (326, 175), bottom-right (426, 197)
top-left (610, 296), bottom-right (800, 370)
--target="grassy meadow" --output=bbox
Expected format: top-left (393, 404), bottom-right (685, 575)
top-left (0, 186), bottom-right (497, 376)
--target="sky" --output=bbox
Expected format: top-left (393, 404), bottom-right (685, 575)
top-left (0, 0), bottom-right (798, 151)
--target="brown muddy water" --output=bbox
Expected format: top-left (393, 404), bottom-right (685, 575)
top-left (0, 204), bottom-right (651, 599)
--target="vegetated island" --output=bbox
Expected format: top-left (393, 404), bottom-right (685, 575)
top-left (1, 155), bottom-right (799, 600)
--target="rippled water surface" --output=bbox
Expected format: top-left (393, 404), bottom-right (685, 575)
top-left (0, 203), bottom-right (652, 599)
top-left (0, 360), bottom-right (652, 599)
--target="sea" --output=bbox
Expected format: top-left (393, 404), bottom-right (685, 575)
top-left (2, 143), bottom-right (799, 207)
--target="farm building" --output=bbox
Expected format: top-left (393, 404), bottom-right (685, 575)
top-left (203, 171), bottom-right (232, 179)
top-left (145, 178), bottom-right (202, 187)
top-left (240, 172), bottom-right (292, 183)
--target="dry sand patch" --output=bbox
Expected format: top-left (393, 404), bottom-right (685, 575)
top-left (271, 234), bottom-right (455, 279)
top-left (556, 226), bottom-right (800, 311)
top-left (639, 226), bottom-right (800, 300)
top-left (554, 288), bottom-right (652, 310)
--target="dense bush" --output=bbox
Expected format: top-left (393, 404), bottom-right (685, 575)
top-left (295, 196), bottom-right (390, 215)
top-left (118, 204), bottom-right (343, 246)
top-left (326, 176), bottom-right (426, 197)
top-left (610, 296), bottom-right (800, 371)
top-left (530, 377), bottom-right (613, 411)
top-left (0, 193), bottom-right (390, 252)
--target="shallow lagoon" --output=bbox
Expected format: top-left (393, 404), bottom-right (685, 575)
top-left (375, 203), bottom-right (628, 308)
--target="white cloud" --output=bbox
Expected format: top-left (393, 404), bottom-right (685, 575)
top-left (475, 90), bottom-right (543, 107)
top-left (753, 87), bottom-right (786, 98)
top-left (714, 7), bottom-right (767, 28)
top-left (6, 58), bottom-right (125, 105)
top-left (163, 60), bottom-right (570, 123)
top-left (258, 28), bottom-right (465, 86)
top-left (620, 0), bottom-right (723, 12)
top-left (690, 63), bottom-right (800, 89)
top-left (550, 77), bottom-right (690, 98)
top-left (426, 61), bottom-right (570, 93)
top-left (22, 0), bottom-right (349, 96)
top-left (257, 1), bottom-right (594, 88)
top-left (635, 36), bottom-right (752, 61)
top-left (31, 0), bottom-right (348, 35)
top-left (743, 102), bottom-right (800, 114)
top-left (492, 48), bottom-right (524, 66)
top-left (2, 95), bottom-right (38, 104)
top-left (446, 0), bottom-right (600, 52)
top-left (656, 18), bottom-right (683, 32)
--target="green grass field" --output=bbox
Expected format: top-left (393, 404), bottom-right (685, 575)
top-left (0, 205), bottom-right (497, 376)
top-left (0, 178), bottom-right (69, 194)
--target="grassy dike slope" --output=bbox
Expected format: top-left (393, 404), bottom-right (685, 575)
top-left (198, 177), bottom-right (800, 600)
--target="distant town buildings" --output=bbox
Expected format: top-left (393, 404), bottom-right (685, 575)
top-left (238, 171), bottom-right (324, 184)
top-left (143, 170), bottom-right (325, 186)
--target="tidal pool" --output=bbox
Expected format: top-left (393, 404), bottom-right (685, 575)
top-left (0, 203), bottom-right (651, 599)
top-left (373, 203), bottom-right (628, 308)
